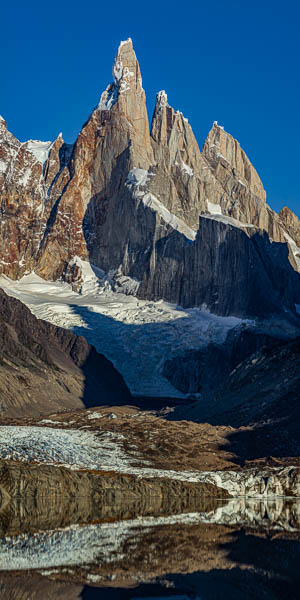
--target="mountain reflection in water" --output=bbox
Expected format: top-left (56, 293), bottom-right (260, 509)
top-left (0, 496), bottom-right (300, 599)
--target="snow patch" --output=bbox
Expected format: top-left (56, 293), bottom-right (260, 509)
top-left (66, 256), bottom-right (107, 295)
top-left (213, 121), bottom-right (224, 130)
top-left (181, 162), bottom-right (193, 177)
top-left (98, 85), bottom-right (118, 111)
top-left (283, 231), bottom-right (300, 272)
top-left (201, 213), bottom-right (254, 229)
top-left (0, 159), bottom-right (7, 174)
top-left (112, 272), bottom-right (140, 295)
top-left (24, 140), bottom-right (53, 165)
top-left (119, 38), bottom-right (132, 48)
top-left (87, 412), bottom-right (104, 420)
top-left (156, 90), bottom-right (168, 110)
top-left (0, 427), bottom-right (135, 471)
top-left (126, 168), bottom-right (151, 187)
top-left (113, 56), bottom-right (123, 83)
top-left (125, 169), bottom-right (197, 240)
top-left (207, 202), bottom-right (222, 215)
top-left (141, 193), bottom-right (197, 241)
top-left (176, 110), bottom-right (189, 123)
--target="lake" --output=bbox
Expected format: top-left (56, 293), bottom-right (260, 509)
top-left (0, 495), bottom-right (299, 599)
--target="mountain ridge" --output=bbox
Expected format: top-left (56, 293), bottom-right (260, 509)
top-left (0, 38), bottom-right (299, 319)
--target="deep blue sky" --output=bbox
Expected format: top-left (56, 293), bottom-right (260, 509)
top-left (1, 0), bottom-right (299, 216)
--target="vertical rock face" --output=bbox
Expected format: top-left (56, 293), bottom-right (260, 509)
top-left (149, 91), bottom-right (224, 230)
top-left (203, 121), bottom-right (266, 202)
top-left (137, 217), bottom-right (300, 317)
top-left (0, 114), bottom-right (72, 279)
top-left (37, 38), bottom-right (154, 279)
top-left (98, 37), bottom-right (153, 166)
top-left (0, 40), bottom-right (299, 319)
top-left (202, 122), bottom-right (286, 243)
top-left (280, 206), bottom-right (300, 246)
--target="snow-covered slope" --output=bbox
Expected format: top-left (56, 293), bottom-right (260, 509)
top-left (0, 268), bottom-right (248, 397)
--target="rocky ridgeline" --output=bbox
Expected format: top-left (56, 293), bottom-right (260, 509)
top-left (0, 288), bottom-right (131, 415)
top-left (0, 40), bottom-right (300, 317)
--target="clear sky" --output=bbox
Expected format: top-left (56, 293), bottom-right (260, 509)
top-left (1, 0), bottom-right (299, 216)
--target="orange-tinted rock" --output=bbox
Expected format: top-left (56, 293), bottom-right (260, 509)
top-left (0, 40), bottom-right (299, 314)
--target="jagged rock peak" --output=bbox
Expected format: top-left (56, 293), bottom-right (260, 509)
top-left (156, 90), bottom-right (169, 110)
top-left (151, 89), bottom-right (191, 147)
top-left (0, 115), bottom-right (7, 129)
top-left (202, 121), bottom-right (266, 203)
top-left (98, 38), bottom-right (143, 111)
top-left (280, 205), bottom-right (300, 247)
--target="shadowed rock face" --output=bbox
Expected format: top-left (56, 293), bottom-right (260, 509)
top-left (0, 40), bottom-right (299, 318)
top-left (137, 218), bottom-right (300, 317)
top-left (0, 288), bottom-right (131, 416)
top-left (211, 335), bottom-right (300, 431)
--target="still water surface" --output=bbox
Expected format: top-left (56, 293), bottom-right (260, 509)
top-left (0, 496), bottom-right (299, 599)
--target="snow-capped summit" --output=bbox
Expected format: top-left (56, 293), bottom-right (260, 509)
top-left (98, 36), bottom-right (144, 111)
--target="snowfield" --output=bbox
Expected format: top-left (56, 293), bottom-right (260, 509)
top-left (0, 265), bottom-right (249, 397)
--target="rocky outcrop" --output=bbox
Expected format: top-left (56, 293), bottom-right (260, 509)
top-left (202, 122), bottom-right (288, 243)
top-left (202, 121), bottom-right (266, 203)
top-left (175, 333), bottom-right (300, 463)
top-left (211, 334), bottom-right (300, 429)
top-left (36, 38), bottom-right (154, 280)
top-left (0, 288), bottom-right (131, 415)
top-left (137, 217), bottom-right (300, 316)
top-left (280, 206), bottom-right (300, 246)
top-left (162, 326), bottom-right (282, 395)
top-left (0, 116), bottom-right (72, 280)
top-left (149, 91), bottom-right (222, 230)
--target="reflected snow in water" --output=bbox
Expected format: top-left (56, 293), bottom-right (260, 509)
top-left (0, 497), bottom-right (300, 599)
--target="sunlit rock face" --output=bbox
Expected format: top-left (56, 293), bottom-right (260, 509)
top-left (0, 40), bottom-right (299, 317)
top-left (0, 115), bottom-right (72, 280)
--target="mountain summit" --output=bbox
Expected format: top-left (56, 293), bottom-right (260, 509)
top-left (0, 39), bottom-right (299, 317)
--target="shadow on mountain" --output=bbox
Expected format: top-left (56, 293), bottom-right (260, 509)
top-left (69, 303), bottom-right (193, 411)
top-left (0, 288), bottom-right (131, 416)
top-left (68, 303), bottom-right (300, 464)
top-left (220, 412), bottom-right (300, 467)
top-left (82, 161), bottom-right (300, 317)
top-left (76, 344), bottom-right (132, 409)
